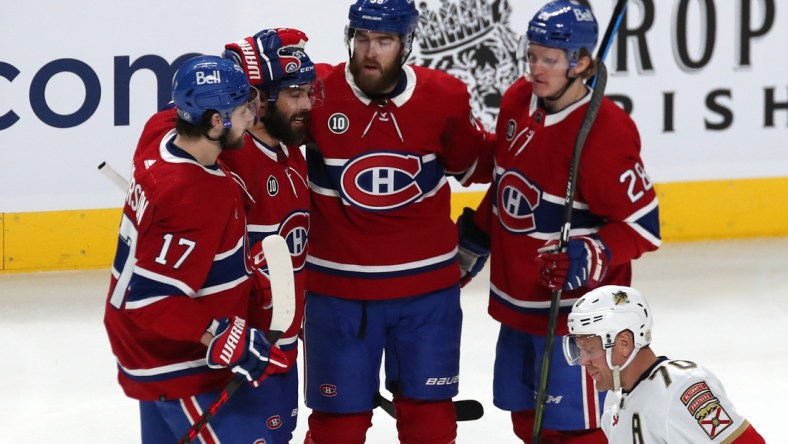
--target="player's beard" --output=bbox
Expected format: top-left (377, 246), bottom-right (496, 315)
top-left (263, 105), bottom-right (310, 146)
top-left (349, 55), bottom-right (401, 97)
top-left (218, 128), bottom-right (246, 151)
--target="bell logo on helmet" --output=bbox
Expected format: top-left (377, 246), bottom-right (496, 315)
top-left (195, 70), bottom-right (221, 85)
top-left (573, 8), bottom-right (595, 23)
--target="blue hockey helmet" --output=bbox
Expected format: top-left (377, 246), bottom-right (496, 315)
top-left (346, 0), bottom-right (420, 62)
top-left (172, 55), bottom-right (251, 128)
top-left (525, 0), bottom-right (599, 66)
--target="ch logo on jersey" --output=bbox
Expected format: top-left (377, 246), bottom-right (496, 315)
top-left (320, 384), bottom-right (337, 397)
top-left (340, 152), bottom-right (424, 211)
top-left (266, 415), bottom-right (283, 430)
top-left (278, 211), bottom-right (309, 271)
top-left (267, 175), bottom-right (279, 197)
top-left (505, 119), bottom-right (517, 140)
top-left (327, 112), bottom-right (350, 135)
top-left (496, 170), bottom-right (541, 233)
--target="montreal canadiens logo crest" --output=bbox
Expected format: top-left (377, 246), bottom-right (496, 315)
top-left (278, 211), bottom-right (309, 271)
top-left (340, 151), bottom-right (424, 211)
top-left (320, 384), bottom-right (337, 397)
top-left (267, 415), bottom-right (283, 429)
top-left (496, 170), bottom-right (540, 233)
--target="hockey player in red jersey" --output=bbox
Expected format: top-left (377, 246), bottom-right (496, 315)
top-left (565, 285), bottom-right (765, 443)
top-left (103, 55), bottom-right (289, 443)
top-left (301, 0), bottom-right (495, 442)
top-left (220, 28), bottom-right (318, 444)
top-left (456, 1), bottom-right (661, 442)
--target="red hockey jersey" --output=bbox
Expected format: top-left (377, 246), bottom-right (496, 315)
top-left (476, 77), bottom-right (661, 335)
top-left (305, 63), bottom-right (494, 299)
top-left (220, 135), bottom-right (309, 355)
top-left (104, 109), bottom-right (252, 401)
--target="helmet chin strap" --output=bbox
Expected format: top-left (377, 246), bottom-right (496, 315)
top-left (606, 347), bottom-right (640, 392)
top-left (204, 128), bottom-right (230, 146)
top-left (545, 70), bottom-right (579, 102)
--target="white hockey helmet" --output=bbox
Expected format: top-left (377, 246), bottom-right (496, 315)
top-left (564, 285), bottom-right (653, 369)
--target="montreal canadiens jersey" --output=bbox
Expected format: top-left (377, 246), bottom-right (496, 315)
top-left (220, 134), bottom-right (309, 356)
top-left (602, 357), bottom-right (765, 443)
top-left (305, 63), bottom-right (493, 299)
top-left (104, 109), bottom-right (253, 401)
top-left (474, 76), bottom-right (661, 335)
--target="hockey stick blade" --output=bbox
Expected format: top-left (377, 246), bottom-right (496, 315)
top-left (179, 235), bottom-right (296, 443)
top-left (376, 393), bottom-right (484, 422)
top-left (262, 234), bottom-right (296, 344)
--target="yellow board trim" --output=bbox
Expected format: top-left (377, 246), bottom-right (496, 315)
top-left (2, 177), bottom-right (787, 272)
top-left (1, 208), bottom-right (121, 273)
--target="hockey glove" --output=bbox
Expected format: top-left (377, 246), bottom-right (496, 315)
top-left (206, 316), bottom-right (290, 387)
top-left (536, 236), bottom-right (609, 291)
top-left (222, 28), bottom-right (309, 90)
top-left (457, 207), bottom-right (490, 288)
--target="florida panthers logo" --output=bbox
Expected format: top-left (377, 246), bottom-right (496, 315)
top-left (496, 170), bottom-right (541, 233)
top-left (278, 211), bottom-right (309, 271)
top-left (340, 152), bottom-right (424, 211)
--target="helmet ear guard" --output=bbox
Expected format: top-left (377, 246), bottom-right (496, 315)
top-left (172, 55), bottom-right (251, 128)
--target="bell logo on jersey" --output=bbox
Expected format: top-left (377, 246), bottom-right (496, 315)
top-left (496, 170), bottom-right (540, 233)
top-left (340, 152), bottom-right (424, 211)
top-left (195, 70), bottom-right (221, 85)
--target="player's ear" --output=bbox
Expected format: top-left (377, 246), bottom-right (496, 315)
top-left (571, 54), bottom-right (592, 77)
top-left (616, 330), bottom-right (636, 357)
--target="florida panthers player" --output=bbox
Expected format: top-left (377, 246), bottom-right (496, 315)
top-left (302, 0), bottom-right (495, 442)
top-left (564, 285), bottom-right (765, 443)
top-left (103, 55), bottom-right (288, 443)
top-left (457, 1), bottom-right (661, 442)
top-left (220, 28), bottom-right (317, 443)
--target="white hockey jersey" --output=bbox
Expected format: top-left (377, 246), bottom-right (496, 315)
top-left (602, 357), bottom-right (764, 443)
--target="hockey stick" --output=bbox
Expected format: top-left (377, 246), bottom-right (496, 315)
top-left (97, 161), bottom-right (130, 191)
top-left (179, 234), bottom-right (296, 444)
top-left (376, 393), bottom-right (485, 422)
top-left (531, 4), bottom-right (627, 443)
top-left (532, 64), bottom-right (608, 442)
